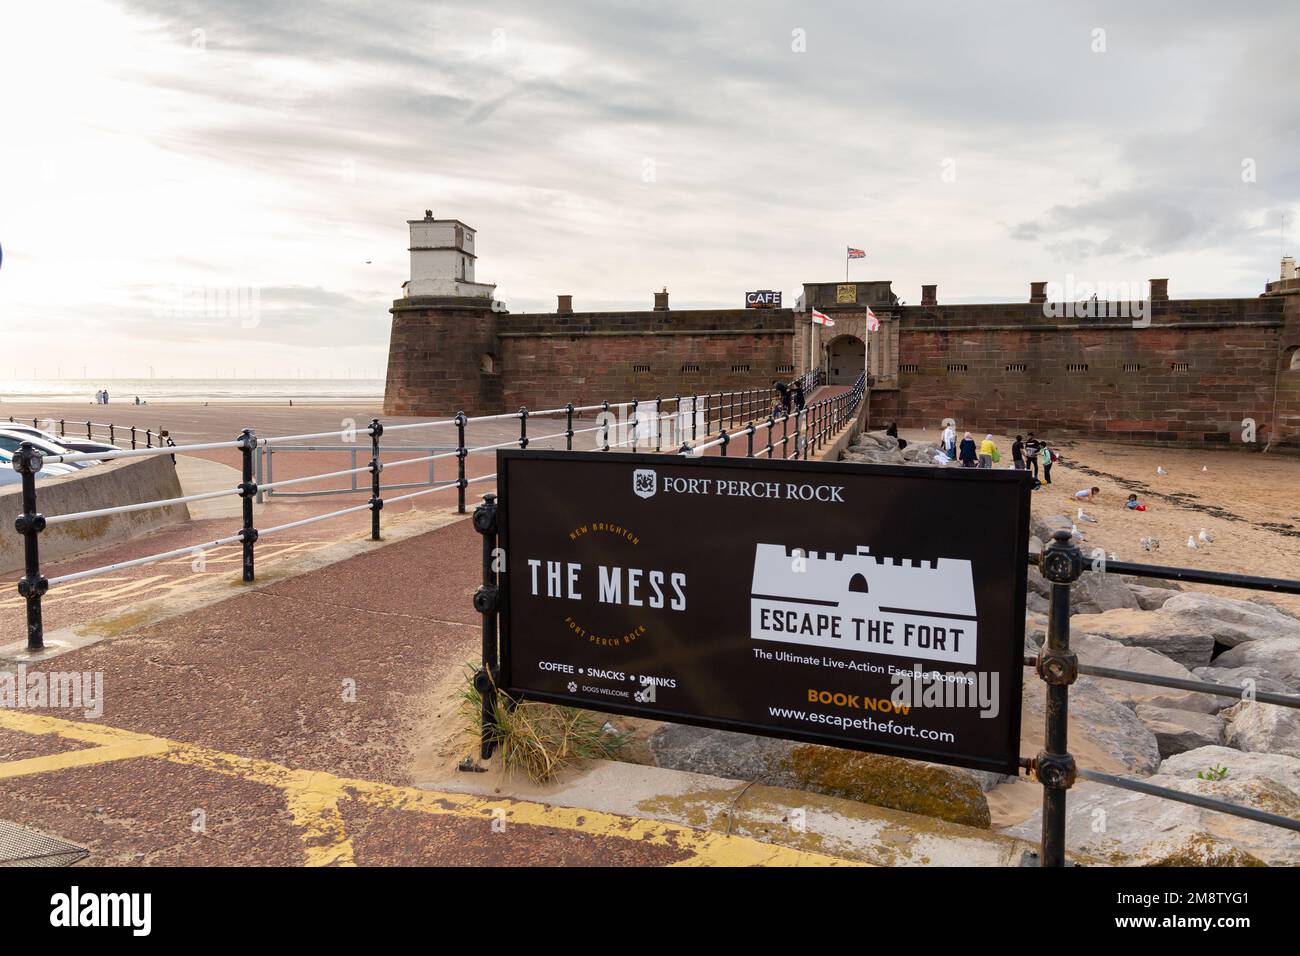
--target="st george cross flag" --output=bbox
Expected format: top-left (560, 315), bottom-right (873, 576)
top-left (811, 308), bottom-right (835, 327)
top-left (865, 306), bottom-right (880, 332)
top-left (847, 247), bottom-right (866, 259)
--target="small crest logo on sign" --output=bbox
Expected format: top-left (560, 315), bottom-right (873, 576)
top-left (632, 468), bottom-right (657, 499)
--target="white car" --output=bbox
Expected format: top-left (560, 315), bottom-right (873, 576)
top-left (2, 424), bottom-right (120, 457)
top-left (0, 430), bottom-right (95, 470)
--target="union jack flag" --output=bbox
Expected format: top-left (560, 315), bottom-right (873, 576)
top-left (846, 247), bottom-right (866, 259)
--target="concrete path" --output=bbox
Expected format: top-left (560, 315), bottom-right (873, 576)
top-left (173, 455), bottom-right (246, 520)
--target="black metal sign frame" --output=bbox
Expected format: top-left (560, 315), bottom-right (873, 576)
top-left (493, 449), bottom-right (1031, 775)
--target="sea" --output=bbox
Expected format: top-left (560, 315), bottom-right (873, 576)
top-left (0, 378), bottom-right (386, 404)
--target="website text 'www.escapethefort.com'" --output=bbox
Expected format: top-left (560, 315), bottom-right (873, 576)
top-left (767, 706), bottom-right (956, 743)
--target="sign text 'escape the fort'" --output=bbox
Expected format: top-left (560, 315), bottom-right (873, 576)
top-left (495, 451), bottom-right (1032, 774)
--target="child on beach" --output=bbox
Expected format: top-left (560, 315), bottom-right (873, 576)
top-left (1074, 487), bottom-right (1100, 501)
top-left (1126, 494), bottom-right (1147, 511)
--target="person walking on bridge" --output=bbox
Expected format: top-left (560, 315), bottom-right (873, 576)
top-left (773, 380), bottom-right (791, 414)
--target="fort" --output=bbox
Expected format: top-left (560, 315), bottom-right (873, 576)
top-left (384, 212), bottom-right (1300, 448)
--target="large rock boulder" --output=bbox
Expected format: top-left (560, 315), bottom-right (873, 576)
top-left (1129, 584), bottom-right (1178, 611)
top-left (1025, 566), bottom-right (1138, 615)
top-left (862, 430), bottom-right (899, 451)
top-left (1069, 607), bottom-right (1215, 670)
top-left (773, 745), bottom-right (991, 828)
top-left (1134, 704), bottom-right (1225, 757)
top-left (1222, 701), bottom-right (1300, 759)
top-left (1071, 571), bottom-right (1142, 615)
top-left (1070, 632), bottom-right (1218, 714)
top-left (1021, 674), bottom-right (1162, 775)
top-left (1004, 748), bottom-right (1300, 865)
top-left (1160, 745), bottom-right (1300, 794)
top-left (1159, 593), bottom-right (1300, 649)
top-left (1191, 665), bottom-right (1296, 711)
top-left (842, 445), bottom-right (906, 465)
top-left (646, 724), bottom-right (992, 828)
top-left (1124, 827), bottom-right (1267, 866)
top-left (1213, 637), bottom-right (1300, 691)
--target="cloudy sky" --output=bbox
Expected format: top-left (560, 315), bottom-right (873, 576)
top-left (1, 0), bottom-right (1296, 380)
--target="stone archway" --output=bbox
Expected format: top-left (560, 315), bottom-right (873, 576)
top-left (827, 334), bottom-right (865, 385)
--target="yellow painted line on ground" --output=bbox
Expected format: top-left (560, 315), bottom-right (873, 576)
top-left (0, 709), bottom-right (856, 867)
top-left (0, 740), bottom-right (174, 780)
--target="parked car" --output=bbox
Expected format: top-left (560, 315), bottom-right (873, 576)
top-left (0, 430), bottom-right (97, 469)
top-left (0, 449), bottom-right (80, 480)
top-left (0, 424), bottom-right (120, 456)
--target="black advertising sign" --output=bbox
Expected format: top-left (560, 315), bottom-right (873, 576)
top-left (496, 450), bottom-right (1031, 774)
top-left (745, 290), bottom-right (782, 308)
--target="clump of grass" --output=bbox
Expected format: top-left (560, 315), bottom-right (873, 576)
top-left (458, 665), bottom-right (628, 783)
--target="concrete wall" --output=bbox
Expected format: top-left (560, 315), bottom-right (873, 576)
top-left (0, 455), bottom-right (189, 576)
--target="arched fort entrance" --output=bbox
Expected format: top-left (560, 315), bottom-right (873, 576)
top-left (827, 334), bottom-right (866, 384)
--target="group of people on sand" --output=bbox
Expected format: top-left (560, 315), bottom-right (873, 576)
top-left (940, 424), bottom-right (1059, 483)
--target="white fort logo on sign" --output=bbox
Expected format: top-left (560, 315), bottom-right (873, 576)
top-left (632, 468), bottom-right (657, 499)
top-left (749, 544), bottom-right (978, 665)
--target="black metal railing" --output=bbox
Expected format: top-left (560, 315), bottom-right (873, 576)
top-left (1027, 530), bottom-right (1300, 866)
top-left (6, 415), bottom-right (162, 450)
top-left (11, 373), bottom-right (867, 652)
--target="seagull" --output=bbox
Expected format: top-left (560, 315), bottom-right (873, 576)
top-left (1071, 523), bottom-right (1085, 541)
top-left (1156, 466), bottom-right (1167, 476)
top-left (1198, 528), bottom-right (1215, 543)
top-left (1202, 465), bottom-right (1208, 473)
top-left (1187, 535), bottom-right (1199, 550)
top-left (1140, 536), bottom-right (1160, 552)
top-left (1077, 507), bottom-right (1097, 523)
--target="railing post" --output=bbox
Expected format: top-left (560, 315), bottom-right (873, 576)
top-left (704, 394), bottom-right (711, 436)
top-left (146, 429), bottom-right (153, 448)
top-left (794, 408), bottom-right (803, 460)
top-left (1034, 529), bottom-right (1082, 867)
top-left (472, 494), bottom-right (501, 760)
top-left (109, 424), bottom-right (115, 446)
top-left (601, 400), bottom-right (610, 452)
top-left (237, 429), bottom-right (258, 583)
top-left (781, 412), bottom-right (789, 459)
top-left (86, 421), bottom-right (92, 440)
top-left (255, 444), bottom-right (265, 504)
top-left (746, 422), bottom-right (754, 458)
top-left (14, 442), bottom-right (48, 651)
top-left (656, 396), bottom-right (664, 453)
top-left (130, 425), bottom-right (136, 449)
top-left (719, 427), bottom-right (730, 457)
top-left (631, 398), bottom-right (639, 452)
top-left (455, 411), bottom-right (468, 514)
top-left (369, 418), bottom-right (384, 540)
top-left (518, 407), bottom-right (529, 449)
top-left (765, 416), bottom-right (774, 458)
top-left (565, 403), bottom-right (574, 452)
top-left (58, 419), bottom-right (65, 438)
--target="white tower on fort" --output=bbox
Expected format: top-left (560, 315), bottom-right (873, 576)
top-left (404, 210), bottom-right (496, 299)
